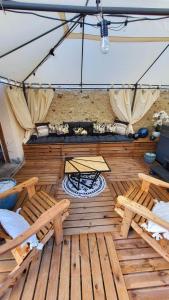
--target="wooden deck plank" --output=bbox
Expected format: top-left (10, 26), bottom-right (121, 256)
top-left (105, 233), bottom-right (129, 300)
top-left (128, 286), bottom-right (169, 300)
top-left (64, 224), bottom-right (120, 235)
top-left (70, 235), bottom-right (81, 300)
top-left (21, 253), bottom-right (42, 300)
top-left (88, 233), bottom-right (105, 300)
top-left (96, 233), bottom-right (118, 300)
top-left (125, 270), bottom-right (169, 289)
top-left (80, 234), bottom-right (93, 300)
top-left (117, 247), bottom-right (160, 261)
top-left (33, 239), bottom-right (53, 300)
top-left (57, 236), bottom-right (71, 300)
top-left (121, 257), bottom-right (169, 274)
top-left (7, 269), bottom-right (28, 300)
top-left (46, 243), bottom-right (62, 300)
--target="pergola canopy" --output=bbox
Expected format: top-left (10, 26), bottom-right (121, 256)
top-left (1, 0), bottom-right (169, 88)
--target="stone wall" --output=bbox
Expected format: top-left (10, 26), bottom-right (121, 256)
top-left (45, 90), bottom-right (115, 124)
top-left (45, 90), bottom-right (169, 131)
top-left (133, 91), bottom-right (169, 131)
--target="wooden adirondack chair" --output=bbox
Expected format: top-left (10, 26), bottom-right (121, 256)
top-left (115, 173), bottom-right (169, 262)
top-left (0, 177), bottom-right (70, 297)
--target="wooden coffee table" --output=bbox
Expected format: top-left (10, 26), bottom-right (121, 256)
top-left (64, 156), bottom-right (110, 190)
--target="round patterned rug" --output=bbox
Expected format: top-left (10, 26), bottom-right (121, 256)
top-left (62, 174), bottom-right (106, 198)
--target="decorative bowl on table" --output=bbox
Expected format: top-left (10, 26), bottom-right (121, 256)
top-left (144, 152), bottom-right (156, 164)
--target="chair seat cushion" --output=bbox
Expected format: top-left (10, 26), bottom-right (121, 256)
top-left (0, 209), bottom-right (39, 248)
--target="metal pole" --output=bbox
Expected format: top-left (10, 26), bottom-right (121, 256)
top-left (131, 83), bottom-right (138, 112)
top-left (0, 17), bottom-right (75, 60)
top-left (1, 1), bottom-right (169, 16)
top-left (80, 17), bottom-right (85, 92)
top-left (136, 43), bottom-right (169, 85)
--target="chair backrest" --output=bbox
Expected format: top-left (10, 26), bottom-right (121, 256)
top-left (19, 191), bottom-right (56, 241)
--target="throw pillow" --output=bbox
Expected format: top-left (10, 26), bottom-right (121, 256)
top-left (36, 125), bottom-right (49, 137)
top-left (106, 123), bottom-right (115, 133)
top-left (93, 123), bottom-right (106, 134)
top-left (73, 127), bottom-right (88, 135)
top-left (48, 123), bottom-right (56, 133)
top-left (113, 120), bottom-right (128, 135)
top-left (0, 209), bottom-right (41, 249)
top-left (55, 124), bottom-right (69, 135)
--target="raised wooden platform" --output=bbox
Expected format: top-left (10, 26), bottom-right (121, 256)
top-left (23, 138), bottom-right (156, 160)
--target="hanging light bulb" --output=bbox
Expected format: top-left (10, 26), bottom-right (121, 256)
top-left (99, 19), bottom-right (110, 54)
top-left (100, 35), bottom-right (109, 54)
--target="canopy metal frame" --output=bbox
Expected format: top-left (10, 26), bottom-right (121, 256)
top-left (1, 1), bottom-right (169, 16)
top-left (23, 14), bottom-right (82, 82)
top-left (1, 1), bottom-right (169, 90)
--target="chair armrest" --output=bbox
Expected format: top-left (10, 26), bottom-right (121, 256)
top-left (0, 199), bottom-right (70, 255)
top-left (0, 177), bottom-right (39, 200)
top-left (117, 196), bottom-right (169, 231)
top-left (138, 173), bottom-right (169, 192)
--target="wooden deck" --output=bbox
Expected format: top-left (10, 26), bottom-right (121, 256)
top-left (15, 157), bottom-right (149, 184)
top-left (15, 157), bottom-right (149, 235)
top-left (1, 156), bottom-right (169, 299)
top-left (2, 232), bottom-right (169, 300)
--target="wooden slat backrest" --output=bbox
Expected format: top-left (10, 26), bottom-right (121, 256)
top-left (121, 184), bottom-right (169, 248)
top-left (19, 191), bottom-right (57, 241)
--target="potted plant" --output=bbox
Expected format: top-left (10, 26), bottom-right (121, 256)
top-left (152, 111), bottom-right (169, 137)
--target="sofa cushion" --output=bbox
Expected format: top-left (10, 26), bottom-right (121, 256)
top-left (64, 121), bottom-right (93, 135)
top-left (36, 125), bottom-right (49, 137)
top-left (93, 123), bottom-right (106, 134)
top-left (55, 124), bottom-right (69, 135)
top-left (73, 127), bottom-right (88, 135)
top-left (112, 120), bottom-right (128, 135)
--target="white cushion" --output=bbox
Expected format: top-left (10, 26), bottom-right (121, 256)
top-left (113, 122), bottom-right (128, 135)
top-left (36, 125), bottom-right (49, 137)
top-left (141, 200), bottom-right (169, 240)
top-left (0, 209), bottom-right (41, 249)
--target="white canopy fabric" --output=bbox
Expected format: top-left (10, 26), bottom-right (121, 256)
top-left (1, 0), bottom-right (169, 86)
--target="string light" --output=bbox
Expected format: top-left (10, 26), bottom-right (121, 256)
top-left (98, 18), bottom-right (111, 54)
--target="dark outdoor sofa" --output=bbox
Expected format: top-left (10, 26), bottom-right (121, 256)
top-left (150, 125), bottom-right (169, 182)
top-left (27, 134), bottom-right (133, 144)
top-left (27, 121), bottom-right (133, 144)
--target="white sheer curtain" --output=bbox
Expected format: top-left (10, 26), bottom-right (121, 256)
top-left (109, 88), bottom-right (160, 133)
top-left (6, 87), bottom-right (54, 143)
top-left (27, 89), bottom-right (54, 124)
top-left (6, 87), bottom-right (34, 143)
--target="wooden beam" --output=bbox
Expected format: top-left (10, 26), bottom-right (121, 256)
top-left (2, 1), bottom-right (169, 16)
top-left (68, 32), bottom-right (169, 43)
